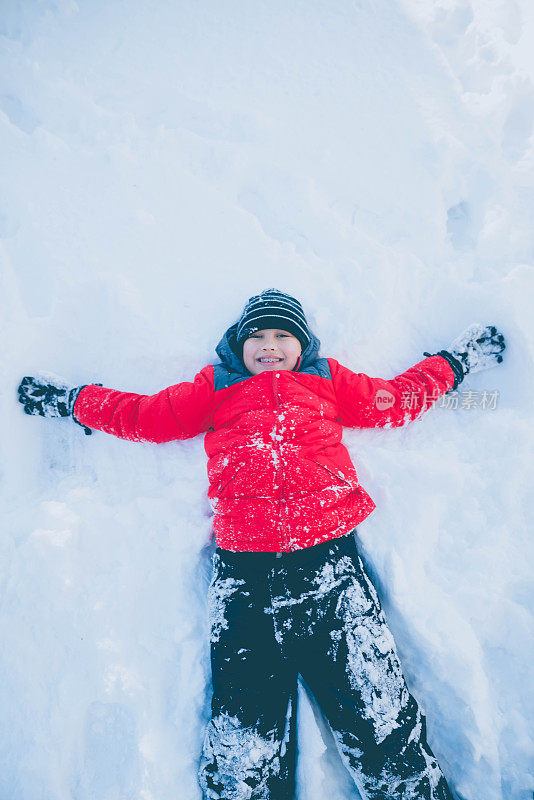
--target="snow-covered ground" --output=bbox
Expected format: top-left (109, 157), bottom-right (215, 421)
top-left (1, 1), bottom-right (533, 798)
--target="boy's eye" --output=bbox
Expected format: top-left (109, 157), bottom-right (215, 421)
top-left (250, 333), bottom-right (290, 338)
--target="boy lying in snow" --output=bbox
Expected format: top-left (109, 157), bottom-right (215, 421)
top-left (18, 289), bottom-right (505, 800)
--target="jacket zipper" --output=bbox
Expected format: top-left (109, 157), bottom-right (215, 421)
top-left (271, 372), bottom-right (286, 550)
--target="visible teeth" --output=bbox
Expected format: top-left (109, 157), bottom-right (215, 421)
top-left (259, 358), bottom-right (281, 362)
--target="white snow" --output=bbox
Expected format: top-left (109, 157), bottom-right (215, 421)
top-left (1, 1), bottom-right (533, 798)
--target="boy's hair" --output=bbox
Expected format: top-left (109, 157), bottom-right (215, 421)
top-left (236, 289), bottom-right (311, 351)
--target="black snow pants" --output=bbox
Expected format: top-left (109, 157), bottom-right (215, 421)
top-left (198, 531), bottom-right (453, 800)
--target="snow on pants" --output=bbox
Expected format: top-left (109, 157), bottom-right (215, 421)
top-left (199, 531), bottom-right (453, 800)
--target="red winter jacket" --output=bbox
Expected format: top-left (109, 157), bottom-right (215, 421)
top-left (74, 324), bottom-right (455, 552)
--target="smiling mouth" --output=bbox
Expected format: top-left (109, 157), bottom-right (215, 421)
top-left (257, 357), bottom-right (283, 363)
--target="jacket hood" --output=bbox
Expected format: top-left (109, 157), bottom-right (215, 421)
top-left (215, 322), bottom-right (321, 376)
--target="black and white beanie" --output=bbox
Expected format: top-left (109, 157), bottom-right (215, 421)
top-left (236, 289), bottom-right (311, 351)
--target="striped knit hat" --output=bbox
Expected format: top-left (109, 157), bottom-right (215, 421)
top-left (236, 289), bottom-right (311, 351)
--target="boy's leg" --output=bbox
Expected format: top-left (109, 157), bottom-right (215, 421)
top-left (289, 536), bottom-right (453, 800)
top-left (199, 551), bottom-right (298, 800)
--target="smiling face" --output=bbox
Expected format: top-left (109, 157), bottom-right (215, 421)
top-left (242, 329), bottom-right (302, 375)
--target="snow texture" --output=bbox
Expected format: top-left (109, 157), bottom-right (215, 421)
top-left (335, 564), bottom-right (410, 745)
top-left (1, 0), bottom-right (533, 799)
top-left (200, 712), bottom-right (287, 800)
top-left (208, 554), bottom-right (248, 644)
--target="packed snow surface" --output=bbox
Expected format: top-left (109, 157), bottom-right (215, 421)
top-left (1, 1), bottom-right (533, 798)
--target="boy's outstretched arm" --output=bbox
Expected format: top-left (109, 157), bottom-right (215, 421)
top-left (17, 367), bottom-right (216, 443)
top-left (330, 323), bottom-right (506, 429)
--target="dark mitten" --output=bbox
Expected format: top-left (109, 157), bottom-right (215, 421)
top-left (17, 375), bottom-right (94, 435)
top-left (424, 324), bottom-right (506, 391)
top-left (446, 324), bottom-right (506, 375)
